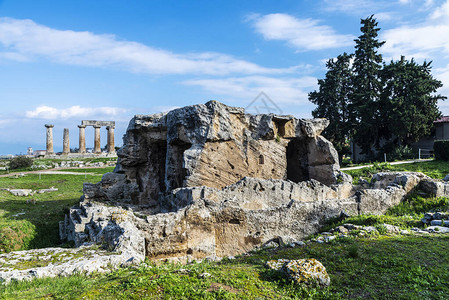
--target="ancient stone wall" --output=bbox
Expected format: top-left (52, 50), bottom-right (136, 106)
top-left (115, 101), bottom-right (339, 209)
top-left (61, 101), bottom-right (438, 263)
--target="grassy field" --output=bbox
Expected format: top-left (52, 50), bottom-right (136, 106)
top-left (0, 168), bottom-right (114, 252)
top-left (344, 160), bottom-right (449, 184)
top-left (1, 160), bottom-right (449, 298)
top-left (1, 234), bottom-right (448, 299)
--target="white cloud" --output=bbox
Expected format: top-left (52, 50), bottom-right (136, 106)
top-left (183, 75), bottom-right (317, 106)
top-left (25, 105), bottom-right (128, 120)
top-left (249, 13), bottom-right (354, 51)
top-left (435, 63), bottom-right (449, 98)
top-left (399, 0), bottom-right (410, 4)
top-left (382, 24), bottom-right (449, 59)
top-left (430, 0), bottom-right (449, 19)
top-left (0, 17), bottom-right (295, 76)
top-left (0, 51), bottom-right (29, 62)
top-left (381, 1), bottom-right (449, 59)
top-left (0, 119), bottom-right (12, 128)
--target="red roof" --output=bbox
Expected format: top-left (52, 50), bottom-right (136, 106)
top-left (434, 116), bottom-right (449, 123)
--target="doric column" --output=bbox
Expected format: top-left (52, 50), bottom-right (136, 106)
top-left (45, 124), bottom-right (54, 155)
top-left (78, 125), bottom-right (86, 153)
top-left (94, 125), bottom-right (101, 154)
top-left (62, 128), bottom-right (70, 155)
top-left (106, 126), bottom-right (115, 154)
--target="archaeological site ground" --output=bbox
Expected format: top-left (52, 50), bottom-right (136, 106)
top-left (1, 102), bottom-right (449, 299)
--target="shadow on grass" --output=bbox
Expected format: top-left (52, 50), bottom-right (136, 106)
top-left (0, 198), bottom-right (79, 251)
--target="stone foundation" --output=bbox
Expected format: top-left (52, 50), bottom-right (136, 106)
top-left (58, 101), bottom-right (446, 263)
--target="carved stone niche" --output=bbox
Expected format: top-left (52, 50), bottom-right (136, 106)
top-left (115, 101), bottom-right (339, 210)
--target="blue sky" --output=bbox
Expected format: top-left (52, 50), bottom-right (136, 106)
top-left (1, 0), bottom-right (449, 154)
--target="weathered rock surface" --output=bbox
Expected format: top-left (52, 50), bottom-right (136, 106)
top-left (6, 187), bottom-right (58, 196)
top-left (0, 244), bottom-right (142, 284)
top-left (372, 172), bottom-right (430, 193)
top-left (419, 179), bottom-right (449, 197)
top-left (58, 102), bottom-right (444, 264)
top-left (113, 100), bottom-right (340, 210)
top-left (267, 258), bottom-right (330, 287)
top-left (8, 189), bottom-right (33, 196)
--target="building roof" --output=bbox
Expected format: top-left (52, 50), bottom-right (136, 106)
top-left (434, 116), bottom-right (449, 123)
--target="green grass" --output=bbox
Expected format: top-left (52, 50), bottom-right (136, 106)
top-left (0, 171), bottom-right (111, 252)
top-left (1, 159), bottom-right (449, 298)
top-left (1, 234), bottom-right (448, 299)
top-left (345, 160), bottom-right (449, 184)
top-left (63, 167), bottom-right (115, 174)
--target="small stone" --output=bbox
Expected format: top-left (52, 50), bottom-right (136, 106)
top-left (434, 212), bottom-right (444, 220)
top-left (427, 226), bottom-right (449, 233)
top-left (334, 226), bottom-right (349, 233)
top-left (363, 226), bottom-right (378, 233)
top-left (263, 241), bottom-right (279, 249)
top-left (443, 174), bottom-right (449, 181)
top-left (198, 272), bottom-right (211, 278)
top-left (343, 223), bottom-right (361, 230)
top-left (281, 259), bottom-right (330, 287)
top-left (321, 232), bottom-right (332, 236)
top-left (266, 259), bottom-right (290, 271)
top-left (430, 220), bottom-right (449, 226)
top-left (9, 189), bottom-right (33, 197)
top-left (400, 230), bottom-right (410, 235)
top-left (423, 212), bottom-right (434, 220)
top-left (294, 241), bottom-right (306, 247)
top-left (382, 224), bottom-right (400, 233)
top-left (325, 236), bottom-right (336, 242)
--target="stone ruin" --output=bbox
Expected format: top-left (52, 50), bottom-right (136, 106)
top-left (44, 120), bottom-right (116, 156)
top-left (57, 101), bottom-right (448, 265)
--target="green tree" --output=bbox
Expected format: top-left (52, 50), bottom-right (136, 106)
top-left (379, 56), bottom-right (446, 149)
top-left (351, 15), bottom-right (385, 157)
top-left (309, 15), bottom-right (446, 162)
top-left (309, 53), bottom-right (353, 161)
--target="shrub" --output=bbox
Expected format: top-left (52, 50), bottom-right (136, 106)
top-left (434, 140), bottom-right (449, 161)
top-left (9, 156), bottom-right (34, 170)
top-left (390, 144), bottom-right (414, 161)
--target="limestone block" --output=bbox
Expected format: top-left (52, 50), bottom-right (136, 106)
top-left (372, 172), bottom-right (429, 193)
top-left (357, 187), bottom-right (406, 215)
top-left (267, 258), bottom-right (330, 287)
top-left (8, 189), bottom-right (33, 196)
top-left (420, 179), bottom-right (449, 197)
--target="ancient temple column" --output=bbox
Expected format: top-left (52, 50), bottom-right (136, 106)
top-left (62, 128), bottom-right (70, 155)
top-left (45, 124), bottom-right (54, 155)
top-left (78, 125), bottom-right (86, 154)
top-left (94, 125), bottom-right (101, 154)
top-left (106, 126), bottom-right (115, 154)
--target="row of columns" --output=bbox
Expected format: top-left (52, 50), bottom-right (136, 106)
top-left (45, 124), bottom-right (115, 155)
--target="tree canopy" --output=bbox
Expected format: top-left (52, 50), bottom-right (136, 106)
top-left (309, 53), bottom-right (353, 159)
top-left (309, 15), bottom-right (446, 162)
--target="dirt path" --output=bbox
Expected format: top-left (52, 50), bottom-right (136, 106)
top-left (0, 167), bottom-right (109, 177)
top-left (341, 159), bottom-right (433, 171)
